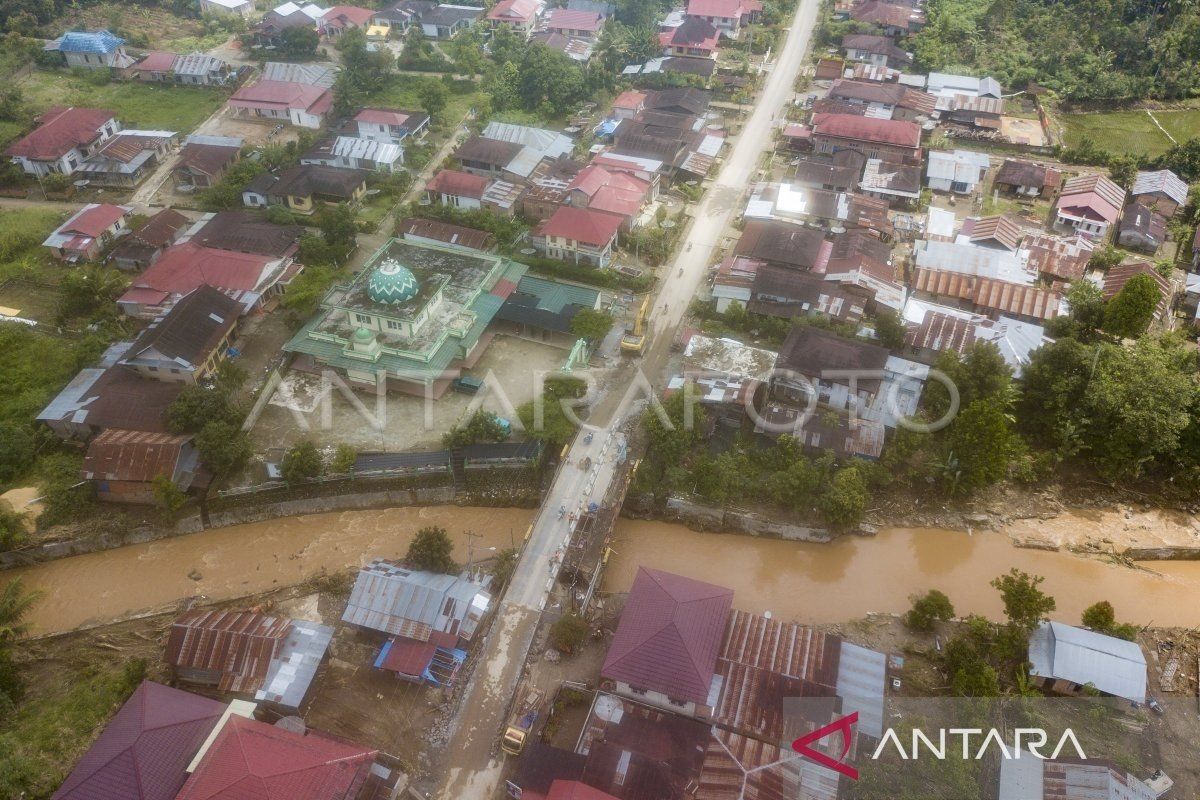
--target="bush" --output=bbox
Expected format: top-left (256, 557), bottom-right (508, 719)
top-left (405, 525), bottom-right (456, 573)
top-left (266, 206), bottom-right (297, 225)
top-left (549, 613), bottom-right (588, 655)
top-left (904, 589), bottom-right (956, 632)
top-left (281, 440), bottom-right (323, 484)
top-left (442, 410), bottom-right (510, 448)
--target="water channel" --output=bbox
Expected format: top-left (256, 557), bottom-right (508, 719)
top-left (8, 508), bottom-right (1200, 636)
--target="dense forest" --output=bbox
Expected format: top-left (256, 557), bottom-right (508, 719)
top-left (910, 0), bottom-right (1200, 101)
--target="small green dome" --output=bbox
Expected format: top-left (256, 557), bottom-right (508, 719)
top-left (368, 259), bottom-right (419, 305)
top-left (352, 327), bottom-right (374, 343)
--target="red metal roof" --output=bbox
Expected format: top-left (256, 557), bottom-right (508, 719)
top-left (123, 241), bottom-right (275, 297)
top-left (355, 108), bottom-right (409, 126)
top-left (176, 715), bottom-right (377, 800)
top-left (811, 112), bottom-right (921, 148)
top-left (379, 630), bottom-right (457, 675)
top-left (612, 90), bottom-right (647, 111)
top-left (912, 267), bottom-right (1061, 320)
top-left (535, 206), bottom-right (624, 248)
top-left (134, 51), bottom-right (179, 72)
top-left (321, 5), bottom-right (374, 26)
top-left (51, 680), bottom-right (225, 800)
top-left (544, 7), bottom-right (604, 31)
top-left (601, 567), bottom-right (734, 705)
top-left (488, 0), bottom-right (539, 22)
top-left (686, 0), bottom-right (749, 17)
top-left (166, 610), bottom-right (292, 693)
top-left (60, 203), bottom-right (129, 238)
top-left (5, 106), bottom-right (115, 160)
top-left (427, 168), bottom-right (488, 199)
top-left (229, 81), bottom-right (331, 114)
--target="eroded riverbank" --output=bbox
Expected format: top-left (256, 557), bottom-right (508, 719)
top-left (9, 506), bottom-right (534, 635)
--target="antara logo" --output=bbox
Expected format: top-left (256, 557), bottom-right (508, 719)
top-left (791, 712), bottom-right (860, 780)
top-left (791, 713), bottom-right (1089, 780)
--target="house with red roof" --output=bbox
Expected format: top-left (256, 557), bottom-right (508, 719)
top-left (42, 203), bottom-right (133, 262)
top-left (541, 7), bottom-right (605, 38)
top-left (487, 0), bottom-right (544, 34)
top-left (117, 240), bottom-right (299, 319)
top-left (426, 168), bottom-right (489, 209)
top-left (659, 16), bottom-right (720, 58)
top-left (175, 714), bottom-right (381, 800)
top-left (532, 206), bottom-right (624, 267)
top-left (51, 681), bottom-right (225, 800)
top-left (564, 163), bottom-right (655, 230)
top-left (611, 89), bottom-right (647, 119)
top-left (810, 112), bottom-right (922, 163)
top-left (684, 0), bottom-right (760, 37)
top-left (601, 567), bottom-right (734, 715)
top-left (227, 79), bottom-right (333, 129)
top-left (318, 5), bottom-right (375, 35)
top-left (1054, 173), bottom-right (1126, 240)
top-left (5, 106), bottom-right (119, 177)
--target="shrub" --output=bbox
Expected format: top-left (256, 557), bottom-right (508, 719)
top-left (549, 613), bottom-right (588, 655)
top-left (904, 589), bottom-right (955, 632)
top-left (405, 525), bottom-right (456, 573)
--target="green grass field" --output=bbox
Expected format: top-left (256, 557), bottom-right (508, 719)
top-left (6, 69), bottom-right (227, 148)
top-left (1061, 109), bottom-right (1200, 158)
top-left (363, 76), bottom-right (485, 129)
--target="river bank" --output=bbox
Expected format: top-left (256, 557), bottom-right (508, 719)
top-left (10, 504), bottom-right (1200, 636)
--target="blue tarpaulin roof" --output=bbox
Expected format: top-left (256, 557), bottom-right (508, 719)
top-left (54, 30), bottom-right (126, 53)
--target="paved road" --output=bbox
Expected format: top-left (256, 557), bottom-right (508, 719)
top-left (431, 1), bottom-right (821, 797)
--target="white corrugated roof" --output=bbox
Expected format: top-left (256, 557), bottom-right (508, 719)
top-left (914, 239), bottom-right (1034, 284)
top-left (1028, 621), bottom-right (1147, 703)
top-left (926, 149), bottom-right (990, 184)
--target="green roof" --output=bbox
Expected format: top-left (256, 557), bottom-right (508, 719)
top-left (514, 276), bottom-right (601, 314)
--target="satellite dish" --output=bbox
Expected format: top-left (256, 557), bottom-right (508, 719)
top-left (520, 247), bottom-right (537, 255)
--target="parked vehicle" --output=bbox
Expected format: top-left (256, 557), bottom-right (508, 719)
top-left (452, 376), bottom-right (485, 394)
top-left (501, 685), bottom-right (544, 756)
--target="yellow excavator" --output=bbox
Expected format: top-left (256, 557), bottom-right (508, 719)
top-left (620, 294), bottom-right (651, 355)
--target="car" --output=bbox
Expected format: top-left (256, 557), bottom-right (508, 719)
top-left (452, 376), bottom-right (485, 394)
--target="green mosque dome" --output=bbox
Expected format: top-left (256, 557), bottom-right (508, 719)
top-left (352, 327), bottom-right (374, 343)
top-left (368, 259), bottom-right (420, 305)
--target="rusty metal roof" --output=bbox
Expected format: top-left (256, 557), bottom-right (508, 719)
top-left (166, 610), bottom-right (292, 694)
top-left (912, 268), bottom-right (1061, 320)
top-left (719, 609), bottom-right (841, 683)
top-left (80, 429), bottom-right (191, 483)
top-left (696, 728), bottom-right (841, 800)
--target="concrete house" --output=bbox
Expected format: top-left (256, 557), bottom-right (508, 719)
top-left (1054, 173), bottom-right (1126, 239)
top-left (109, 208), bottom-right (191, 270)
top-left (659, 16), bottom-right (720, 58)
top-left (420, 4), bottom-right (483, 38)
top-left (811, 113), bottom-right (921, 162)
top-left (172, 134), bottom-right (243, 190)
top-left (75, 129), bottom-right (177, 188)
top-left (601, 567), bottom-right (734, 716)
top-left (301, 136), bottom-right (405, 172)
top-left (486, 0), bottom-right (543, 34)
top-left (993, 159), bottom-right (1062, 197)
top-left (354, 107), bottom-right (430, 145)
top-left (1117, 201), bottom-right (1168, 253)
top-left (119, 286), bottom-right (242, 383)
top-left (226, 79), bottom-right (333, 128)
top-left (43, 203), bottom-right (132, 262)
top-left (541, 7), bottom-right (605, 39)
top-left (531, 206), bottom-right (624, 267)
top-left (5, 106), bottom-right (119, 177)
top-left (425, 168), bottom-right (489, 209)
top-left (266, 164), bottom-right (369, 214)
top-left (841, 33), bottom-right (911, 68)
top-left (45, 29), bottom-right (134, 70)
top-left (683, 0), bottom-right (760, 37)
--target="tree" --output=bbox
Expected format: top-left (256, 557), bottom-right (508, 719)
top-left (279, 26), bottom-right (319, 59)
top-left (448, 27), bottom-right (485, 75)
top-left (195, 421), bottom-right (251, 474)
top-left (944, 397), bottom-right (1020, 494)
top-left (281, 440), bottom-right (323, 484)
top-left (0, 422), bottom-right (35, 483)
top-left (549, 613), bottom-right (588, 654)
top-left (0, 504), bottom-right (28, 551)
top-left (316, 202), bottom-right (357, 252)
top-left (1103, 272), bottom-right (1161, 338)
top-left (0, 579), bottom-right (39, 646)
top-left (1081, 600), bottom-right (1139, 640)
top-left (418, 79), bottom-right (449, 116)
top-left (818, 466), bottom-right (869, 528)
top-left (944, 636), bottom-right (1001, 697)
top-left (515, 43), bottom-right (585, 111)
top-left (490, 547), bottom-right (519, 589)
top-left (58, 266), bottom-right (126, 321)
top-left (518, 376), bottom-right (587, 446)
top-left (905, 589), bottom-right (955, 632)
top-left (331, 443), bottom-right (357, 474)
top-left (1155, 137), bottom-right (1200, 183)
top-left (643, 389), bottom-right (705, 465)
top-left (873, 309), bottom-right (907, 350)
top-left (569, 308), bottom-right (614, 341)
top-left (924, 341), bottom-right (1013, 420)
top-left (1107, 154), bottom-right (1139, 188)
top-left (333, 28), bottom-right (394, 116)
top-left (990, 569), bottom-right (1055, 633)
top-left (443, 410), bottom-right (510, 448)
top-left (405, 525), bottom-right (456, 573)
top-left (486, 60), bottom-right (521, 112)
top-left (151, 474), bottom-right (188, 516)
top-left (1059, 279), bottom-right (1107, 340)
top-left (168, 385), bottom-right (241, 433)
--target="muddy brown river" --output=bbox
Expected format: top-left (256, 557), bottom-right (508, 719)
top-left (7, 509), bottom-right (1200, 635)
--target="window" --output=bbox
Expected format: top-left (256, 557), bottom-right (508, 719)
top-left (629, 686), bottom-right (647, 696)
top-left (667, 696), bottom-right (688, 708)
top-left (355, 313), bottom-right (373, 324)
top-left (386, 320), bottom-right (403, 331)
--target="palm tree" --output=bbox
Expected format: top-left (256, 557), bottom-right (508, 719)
top-left (0, 579), bottom-right (41, 646)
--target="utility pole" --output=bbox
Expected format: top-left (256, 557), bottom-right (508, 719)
top-left (463, 529), bottom-right (482, 572)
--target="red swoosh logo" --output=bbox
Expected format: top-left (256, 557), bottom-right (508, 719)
top-left (791, 711), bottom-right (859, 780)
